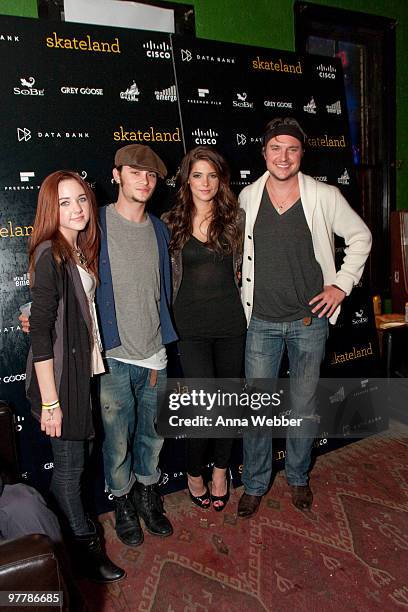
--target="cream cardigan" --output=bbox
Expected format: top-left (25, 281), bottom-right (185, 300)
top-left (238, 171), bottom-right (372, 325)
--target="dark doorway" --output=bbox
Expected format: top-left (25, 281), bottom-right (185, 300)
top-left (295, 1), bottom-right (396, 297)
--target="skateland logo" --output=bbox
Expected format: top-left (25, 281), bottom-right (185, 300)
top-left (252, 56), bottom-right (302, 74)
top-left (3, 171), bottom-right (40, 191)
top-left (61, 86), bottom-right (103, 96)
top-left (327, 101), bottom-right (341, 115)
top-left (338, 169), bottom-right (350, 185)
top-left (303, 97), bottom-right (317, 114)
top-left (187, 88), bottom-right (221, 106)
top-left (192, 128), bottom-right (218, 145)
top-left (17, 128), bottom-right (89, 142)
top-left (120, 81), bottom-right (140, 102)
top-left (143, 40), bottom-right (171, 59)
top-left (113, 126), bottom-right (181, 142)
top-left (316, 63), bottom-right (336, 79)
top-left (307, 134), bottom-right (346, 148)
top-left (314, 176), bottom-right (328, 182)
top-left (155, 85), bottom-right (177, 102)
top-left (1, 33), bottom-right (20, 43)
top-left (46, 31), bottom-right (120, 53)
top-left (181, 48), bottom-right (235, 64)
top-left (264, 99), bottom-right (293, 109)
top-left (233, 92), bottom-right (254, 109)
top-left (352, 308), bottom-right (369, 325)
top-left (14, 77), bottom-right (44, 96)
top-left (0, 220), bottom-right (33, 238)
top-left (331, 342), bottom-right (373, 366)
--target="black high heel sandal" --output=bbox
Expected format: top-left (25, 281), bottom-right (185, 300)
top-left (211, 478), bottom-right (230, 512)
top-left (188, 486), bottom-right (211, 509)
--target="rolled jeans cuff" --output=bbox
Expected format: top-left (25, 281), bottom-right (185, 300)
top-left (106, 472), bottom-right (137, 497)
top-left (135, 468), bottom-right (161, 487)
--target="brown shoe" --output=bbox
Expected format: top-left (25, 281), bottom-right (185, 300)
top-left (290, 484), bottom-right (313, 510)
top-left (237, 492), bottom-right (262, 518)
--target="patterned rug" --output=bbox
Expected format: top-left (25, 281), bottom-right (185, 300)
top-left (78, 433), bottom-right (408, 611)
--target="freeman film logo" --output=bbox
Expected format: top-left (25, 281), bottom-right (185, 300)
top-left (17, 127), bottom-right (89, 141)
top-left (3, 171), bottom-right (39, 191)
top-left (327, 101), bottom-right (342, 115)
top-left (14, 77), bottom-right (44, 96)
top-left (120, 81), bottom-right (140, 102)
top-left (303, 97), bottom-right (317, 114)
top-left (180, 48), bottom-right (235, 64)
top-left (338, 169), bottom-right (350, 185)
top-left (233, 92), bottom-right (254, 109)
top-left (155, 85), bottom-right (177, 102)
top-left (232, 169), bottom-right (251, 187)
top-left (316, 63), bottom-right (337, 79)
top-left (192, 128), bottom-right (218, 145)
top-left (143, 40), bottom-right (171, 59)
top-left (187, 88), bottom-right (221, 106)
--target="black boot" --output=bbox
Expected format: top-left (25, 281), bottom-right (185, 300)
top-left (114, 494), bottom-right (144, 547)
top-left (75, 526), bottom-right (126, 583)
top-left (132, 482), bottom-right (173, 537)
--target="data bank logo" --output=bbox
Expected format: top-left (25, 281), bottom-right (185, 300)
top-left (236, 133), bottom-right (247, 146)
top-left (120, 81), bottom-right (140, 102)
top-left (1, 32), bottom-right (20, 43)
top-left (180, 48), bottom-right (235, 64)
top-left (14, 76), bottom-right (45, 96)
top-left (143, 40), bottom-right (171, 59)
top-left (181, 48), bottom-right (192, 62)
top-left (192, 128), bottom-right (218, 145)
top-left (17, 127), bottom-right (89, 142)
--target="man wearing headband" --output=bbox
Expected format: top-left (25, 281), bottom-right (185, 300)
top-left (97, 144), bottom-right (177, 545)
top-left (237, 117), bottom-right (371, 516)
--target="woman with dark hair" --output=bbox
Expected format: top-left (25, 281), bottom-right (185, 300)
top-left (25, 171), bottom-right (125, 583)
top-left (163, 147), bottom-right (246, 511)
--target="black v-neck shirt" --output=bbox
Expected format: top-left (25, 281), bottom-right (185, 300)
top-left (253, 186), bottom-right (323, 322)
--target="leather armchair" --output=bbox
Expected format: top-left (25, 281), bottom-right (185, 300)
top-left (0, 401), bottom-right (70, 610)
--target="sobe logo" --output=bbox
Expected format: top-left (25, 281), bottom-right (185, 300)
top-left (143, 40), bottom-right (171, 59)
top-left (352, 308), bottom-right (369, 325)
top-left (14, 76), bottom-right (45, 96)
top-left (192, 128), bottom-right (218, 145)
top-left (0, 373), bottom-right (26, 384)
top-left (233, 92), bottom-right (254, 109)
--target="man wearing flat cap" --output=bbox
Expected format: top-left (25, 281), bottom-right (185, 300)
top-left (237, 117), bottom-right (372, 516)
top-left (96, 144), bottom-right (177, 546)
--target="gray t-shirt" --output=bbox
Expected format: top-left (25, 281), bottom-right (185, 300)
top-left (105, 204), bottom-right (162, 360)
top-left (253, 187), bottom-right (323, 322)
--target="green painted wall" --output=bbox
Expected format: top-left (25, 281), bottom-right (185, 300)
top-left (1, 0), bottom-right (405, 208)
top-left (0, 0), bottom-right (37, 17)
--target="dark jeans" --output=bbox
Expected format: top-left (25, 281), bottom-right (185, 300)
top-left (178, 334), bottom-right (245, 477)
top-left (50, 437), bottom-right (90, 536)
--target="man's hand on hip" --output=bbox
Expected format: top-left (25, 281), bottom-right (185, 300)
top-left (309, 285), bottom-right (346, 318)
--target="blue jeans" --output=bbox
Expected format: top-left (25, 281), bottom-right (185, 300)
top-left (243, 316), bottom-right (328, 494)
top-left (99, 359), bottom-right (166, 496)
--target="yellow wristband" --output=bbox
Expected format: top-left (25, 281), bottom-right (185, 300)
top-left (42, 402), bottom-right (60, 410)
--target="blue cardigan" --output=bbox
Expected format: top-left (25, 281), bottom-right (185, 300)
top-left (96, 206), bottom-right (178, 351)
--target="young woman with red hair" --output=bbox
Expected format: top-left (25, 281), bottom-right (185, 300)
top-left (25, 171), bottom-right (125, 583)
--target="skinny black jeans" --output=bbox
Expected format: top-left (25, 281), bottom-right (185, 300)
top-left (50, 437), bottom-right (90, 536)
top-left (178, 334), bottom-right (245, 477)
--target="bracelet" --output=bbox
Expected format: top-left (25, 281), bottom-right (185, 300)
top-left (41, 400), bottom-right (60, 410)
